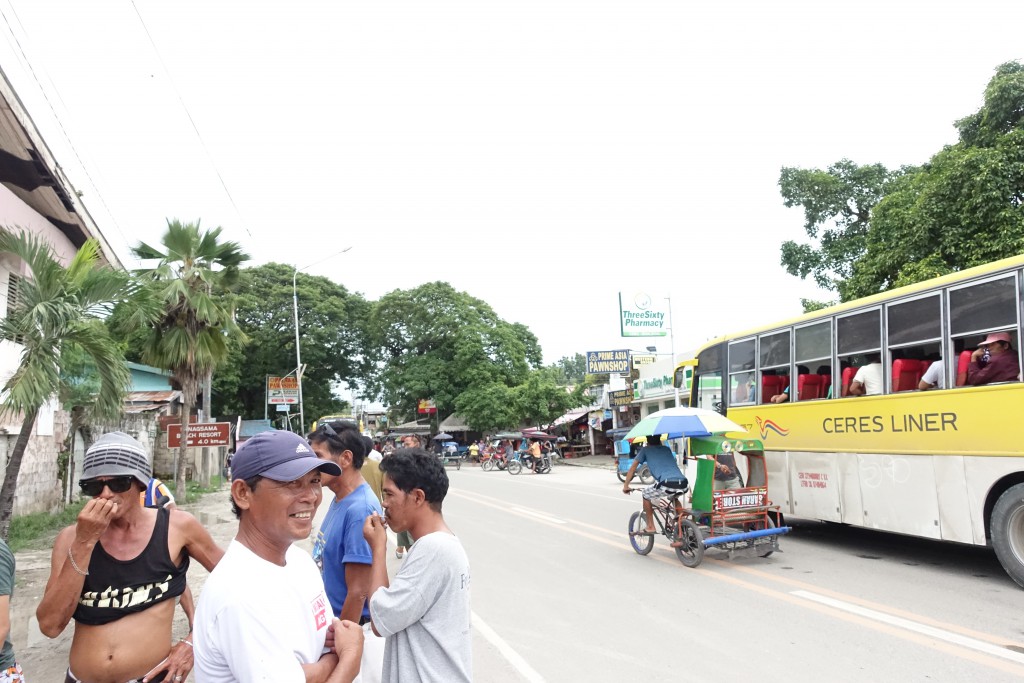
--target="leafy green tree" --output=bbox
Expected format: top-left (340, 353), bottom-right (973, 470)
top-left (211, 263), bottom-right (366, 427)
top-left (365, 282), bottom-right (543, 428)
top-left (847, 62), bottom-right (1024, 298)
top-left (514, 368), bottom-right (591, 429)
top-left (778, 159), bottom-right (910, 299)
top-left (0, 232), bottom-right (130, 538)
top-left (129, 220), bottom-right (249, 499)
top-left (550, 353), bottom-right (587, 383)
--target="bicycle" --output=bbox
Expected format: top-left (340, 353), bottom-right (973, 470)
top-left (626, 486), bottom-right (704, 567)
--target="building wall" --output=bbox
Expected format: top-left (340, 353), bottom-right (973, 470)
top-left (0, 184), bottom-right (78, 265)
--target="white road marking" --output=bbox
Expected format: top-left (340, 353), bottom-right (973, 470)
top-left (511, 507), bottom-right (566, 524)
top-left (472, 611), bottom-right (546, 683)
top-left (791, 590), bottom-right (1024, 665)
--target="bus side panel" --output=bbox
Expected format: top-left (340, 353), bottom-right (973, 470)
top-left (788, 452), bottom-right (842, 523)
top-left (857, 453), bottom-right (941, 539)
top-left (837, 453), bottom-right (865, 527)
top-left (933, 455), bottom-right (973, 544)
top-left (965, 456), bottom-right (1024, 546)
top-left (765, 451), bottom-right (793, 514)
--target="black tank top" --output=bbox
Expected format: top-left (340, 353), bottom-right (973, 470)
top-left (73, 507), bottom-right (189, 626)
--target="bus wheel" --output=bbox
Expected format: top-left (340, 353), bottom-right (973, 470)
top-left (992, 483), bottom-right (1024, 589)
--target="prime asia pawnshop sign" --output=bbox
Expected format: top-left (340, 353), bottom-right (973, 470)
top-left (167, 422), bottom-right (231, 449)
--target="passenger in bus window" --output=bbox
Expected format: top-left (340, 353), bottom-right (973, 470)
top-left (918, 359), bottom-right (944, 390)
top-left (848, 353), bottom-right (882, 396)
top-left (967, 332), bottom-right (1020, 385)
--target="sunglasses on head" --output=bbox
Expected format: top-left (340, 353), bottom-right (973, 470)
top-left (79, 476), bottom-right (135, 497)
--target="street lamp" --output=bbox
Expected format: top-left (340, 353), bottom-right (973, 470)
top-left (293, 247), bottom-right (352, 433)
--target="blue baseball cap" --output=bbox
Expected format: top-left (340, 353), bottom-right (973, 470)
top-left (232, 430), bottom-right (340, 482)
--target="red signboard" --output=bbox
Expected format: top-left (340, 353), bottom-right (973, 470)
top-left (158, 414), bottom-right (195, 432)
top-left (167, 422), bottom-right (231, 448)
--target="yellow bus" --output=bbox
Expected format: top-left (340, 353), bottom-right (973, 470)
top-left (674, 253), bottom-right (1024, 587)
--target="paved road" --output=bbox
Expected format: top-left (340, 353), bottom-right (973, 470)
top-left (13, 462), bottom-right (1024, 681)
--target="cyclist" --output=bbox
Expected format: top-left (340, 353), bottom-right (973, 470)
top-left (622, 433), bottom-right (687, 533)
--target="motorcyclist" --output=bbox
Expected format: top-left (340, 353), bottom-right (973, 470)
top-left (526, 439), bottom-right (542, 473)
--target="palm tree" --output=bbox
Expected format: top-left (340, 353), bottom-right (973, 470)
top-left (131, 219), bottom-right (249, 499)
top-left (0, 230), bottom-right (130, 539)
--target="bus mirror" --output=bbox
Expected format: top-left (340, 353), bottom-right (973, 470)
top-left (673, 368), bottom-right (685, 388)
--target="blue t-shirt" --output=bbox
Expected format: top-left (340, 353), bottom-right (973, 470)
top-left (635, 444), bottom-right (684, 483)
top-left (312, 483), bottom-right (382, 620)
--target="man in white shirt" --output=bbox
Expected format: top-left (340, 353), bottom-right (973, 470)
top-left (849, 353), bottom-right (883, 396)
top-left (193, 430), bottom-right (363, 683)
top-left (362, 448), bottom-right (472, 682)
top-left (918, 359), bottom-right (944, 390)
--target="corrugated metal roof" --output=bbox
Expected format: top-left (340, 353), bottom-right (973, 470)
top-left (125, 390), bottom-right (180, 403)
top-left (438, 413), bottom-right (471, 432)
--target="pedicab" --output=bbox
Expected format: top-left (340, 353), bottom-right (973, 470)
top-left (622, 407), bottom-right (790, 567)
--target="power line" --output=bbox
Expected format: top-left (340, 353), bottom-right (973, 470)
top-left (0, 0), bottom-right (134, 259)
top-left (128, 0), bottom-right (252, 238)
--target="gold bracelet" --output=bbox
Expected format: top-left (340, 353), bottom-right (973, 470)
top-left (67, 547), bottom-right (88, 576)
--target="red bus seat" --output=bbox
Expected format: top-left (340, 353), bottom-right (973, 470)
top-left (761, 375), bottom-right (783, 403)
top-left (798, 373), bottom-right (824, 400)
top-left (956, 350), bottom-right (972, 386)
top-left (892, 359), bottom-right (924, 392)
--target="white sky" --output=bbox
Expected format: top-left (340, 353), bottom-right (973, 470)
top-left (2, 0), bottom-right (1022, 368)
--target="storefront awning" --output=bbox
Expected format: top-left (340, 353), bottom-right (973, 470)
top-left (438, 413), bottom-right (472, 432)
top-left (552, 407), bottom-right (591, 426)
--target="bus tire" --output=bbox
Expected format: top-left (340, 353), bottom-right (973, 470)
top-left (991, 483), bottom-right (1024, 589)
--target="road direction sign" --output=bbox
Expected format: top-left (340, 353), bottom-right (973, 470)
top-left (167, 422), bottom-right (231, 448)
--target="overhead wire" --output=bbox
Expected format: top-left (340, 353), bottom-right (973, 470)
top-left (0, 0), bottom-right (135, 261)
top-left (128, 0), bottom-right (252, 238)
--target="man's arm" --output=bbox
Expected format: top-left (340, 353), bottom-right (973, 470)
top-left (362, 514), bottom-right (390, 637)
top-left (621, 458), bottom-right (640, 494)
top-left (339, 562), bottom-right (372, 623)
top-left (848, 379), bottom-right (865, 395)
top-left (36, 499), bottom-right (117, 637)
top-left (301, 619), bottom-right (362, 683)
top-left (176, 511), bottom-right (225, 572)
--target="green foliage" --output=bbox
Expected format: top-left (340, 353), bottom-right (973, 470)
top-left (778, 159), bottom-right (910, 298)
top-left (365, 282), bottom-right (564, 430)
top-left (549, 353), bottom-right (587, 383)
top-left (211, 263), bottom-right (367, 428)
top-left (7, 499), bottom-right (86, 552)
top-left (128, 219), bottom-right (250, 498)
top-left (0, 231), bottom-right (131, 537)
top-left (800, 298), bottom-right (836, 313)
top-left (781, 61), bottom-right (1024, 301)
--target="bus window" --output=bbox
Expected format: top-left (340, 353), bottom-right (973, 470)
top-left (950, 274), bottom-right (1021, 386)
top-left (887, 294), bottom-right (942, 392)
top-left (796, 320), bottom-right (832, 400)
top-left (759, 330), bottom-right (790, 404)
top-left (728, 338), bottom-right (756, 405)
top-left (838, 308), bottom-right (882, 395)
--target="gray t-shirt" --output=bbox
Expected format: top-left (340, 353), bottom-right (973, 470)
top-left (370, 531), bottom-right (472, 682)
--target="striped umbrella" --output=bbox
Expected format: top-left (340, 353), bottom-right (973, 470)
top-left (624, 407), bottom-right (746, 443)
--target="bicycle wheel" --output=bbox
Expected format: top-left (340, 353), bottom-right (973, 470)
top-left (508, 460), bottom-right (522, 475)
top-left (673, 518), bottom-right (705, 567)
top-left (482, 459), bottom-right (494, 472)
top-left (617, 470), bottom-right (627, 483)
top-left (639, 466), bottom-right (654, 485)
top-left (628, 511), bottom-right (654, 555)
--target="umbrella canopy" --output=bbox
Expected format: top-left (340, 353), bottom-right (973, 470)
top-left (521, 429), bottom-right (557, 441)
top-left (624, 407), bottom-right (746, 443)
top-left (432, 432), bottom-right (454, 441)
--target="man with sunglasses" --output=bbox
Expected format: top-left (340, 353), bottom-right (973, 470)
top-left (36, 432), bottom-right (224, 683)
top-left (307, 421), bottom-right (383, 625)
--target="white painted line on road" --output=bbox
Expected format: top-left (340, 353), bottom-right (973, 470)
top-left (791, 590), bottom-right (1024, 666)
top-left (511, 507), bottom-right (566, 524)
top-left (472, 611), bottom-right (546, 683)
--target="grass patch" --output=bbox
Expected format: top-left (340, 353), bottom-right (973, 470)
top-left (8, 476), bottom-right (225, 551)
top-left (8, 500), bottom-right (86, 552)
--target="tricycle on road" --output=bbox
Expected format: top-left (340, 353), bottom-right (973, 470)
top-left (628, 435), bottom-right (790, 567)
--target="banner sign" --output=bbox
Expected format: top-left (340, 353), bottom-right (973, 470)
top-left (268, 376), bottom-right (299, 404)
top-left (608, 388), bottom-right (634, 406)
top-left (586, 349), bottom-right (630, 374)
top-left (619, 292), bottom-right (668, 337)
top-left (417, 398), bottom-right (437, 414)
top-left (631, 353), bottom-right (657, 367)
top-left (167, 422), bottom-right (231, 448)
